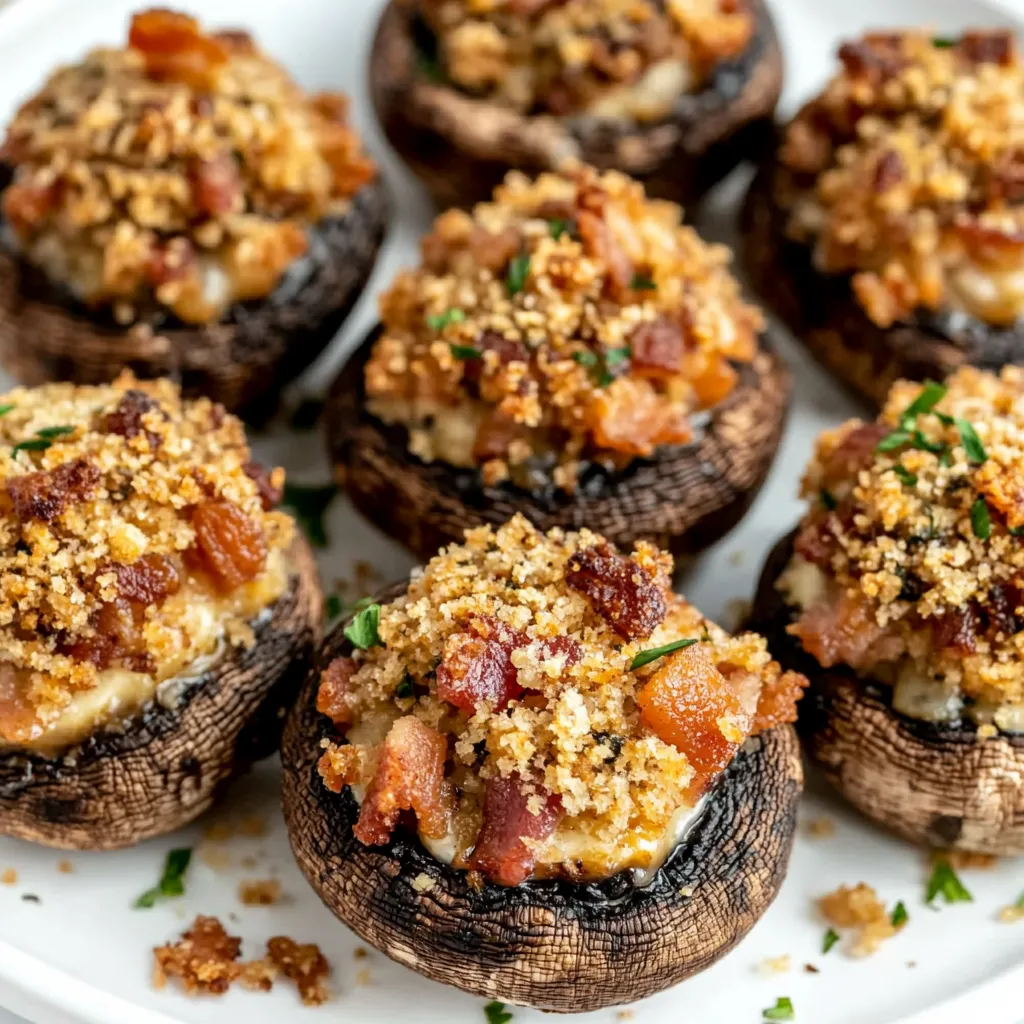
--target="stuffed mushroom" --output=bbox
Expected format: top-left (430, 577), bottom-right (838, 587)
top-left (328, 165), bottom-right (789, 561)
top-left (281, 515), bottom-right (805, 1011)
top-left (0, 8), bottom-right (387, 417)
top-left (0, 374), bottom-right (321, 849)
top-left (370, 0), bottom-right (782, 211)
top-left (743, 28), bottom-right (1024, 407)
top-left (751, 368), bottom-right (1024, 854)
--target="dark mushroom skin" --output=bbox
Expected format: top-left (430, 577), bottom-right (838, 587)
top-left (0, 536), bottom-right (322, 851)
top-left (741, 164), bottom-right (1024, 410)
top-left (0, 168), bottom-right (389, 419)
top-left (750, 531), bottom-right (1024, 855)
top-left (369, 0), bottom-right (782, 212)
top-left (326, 327), bottom-right (790, 563)
top-left (280, 601), bottom-right (803, 1013)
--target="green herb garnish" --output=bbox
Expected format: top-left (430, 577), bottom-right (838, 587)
top-left (572, 350), bottom-right (599, 368)
top-left (763, 997), bottom-right (795, 1021)
top-left (630, 272), bottom-right (656, 291)
top-left (954, 418), bottom-right (987, 464)
top-left (820, 489), bottom-right (837, 511)
top-left (484, 1002), bottom-right (513, 1024)
top-left (0, 404), bottom-right (14, 417)
top-left (415, 50), bottom-right (446, 83)
top-left (971, 497), bottom-right (991, 540)
top-left (506, 254), bottom-right (530, 295)
top-left (134, 848), bottom-right (192, 909)
top-left (35, 425), bottom-right (74, 440)
top-left (548, 218), bottom-right (574, 239)
top-left (324, 594), bottom-right (343, 624)
top-left (281, 482), bottom-right (338, 548)
top-left (395, 676), bottom-right (416, 699)
top-left (604, 347), bottom-right (631, 369)
top-left (450, 344), bottom-right (481, 361)
top-left (344, 603), bottom-right (382, 650)
top-left (891, 900), bottom-right (908, 928)
top-left (631, 637), bottom-right (698, 670)
top-left (899, 381), bottom-right (947, 427)
top-left (893, 465), bottom-right (918, 487)
top-left (11, 438), bottom-right (52, 453)
top-left (926, 859), bottom-right (973, 905)
top-left (876, 430), bottom-right (912, 453)
top-left (1014, 890), bottom-right (1024, 910)
top-left (933, 36), bottom-right (955, 48)
top-left (427, 308), bottom-right (466, 331)
top-left (822, 927), bottom-right (840, 954)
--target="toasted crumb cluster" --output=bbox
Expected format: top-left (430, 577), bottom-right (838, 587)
top-left (819, 883), bottom-right (905, 957)
top-left (0, 374), bottom-right (294, 746)
top-left (777, 29), bottom-right (1024, 328)
top-left (1, 8), bottom-right (375, 325)
top-left (418, 0), bottom-right (754, 120)
top-left (366, 166), bottom-right (762, 490)
top-left (318, 514), bottom-right (804, 884)
top-left (780, 367), bottom-right (1024, 725)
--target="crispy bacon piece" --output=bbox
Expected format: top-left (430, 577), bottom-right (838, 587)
top-left (103, 388), bottom-right (164, 447)
top-left (958, 30), bottom-right (1015, 66)
top-left (437, 616), bottom-right (524, 713)
top-left (243, 461), bottom-right (283, 510)
top-left (566, 541), bottom-right (666, 640)
top-left (589, 376), bottom-right (692, 456)
top-left (6, 458), bottom-right (99, 523)
top-left (471, 409), bottom-right (527, 463)
top-left (189, 154), bottom-right (242, 217)
top-left (873, 151), bottom-right (905, 192)
top-left (111, 553), bottom-right (181, 605)
top-left (793, 512), bottom-right (842, 566)
top-left (637, 643), bottom-right (743, 775)
top-left (821, 422), bottom-right (888, 488)
top-left (145, 237), bottom-right (197, 287)
top-left (469, 775), bottom-right (562, 886)
top-left (751, 669), bottom-right (808, 734)
top-left (577, 209), bottom-right (633, 300)
top-left (354, 717), bottom-right (450, 845)
top-left (837, 34), bottom-right (907, 82)
top-left (316, 657), bottom-right (358, 726)
top-left (932, 604), bottom-right (979, 654)
top-left (788, 592), bottom-right (904, 671)
top-left (128, 9), bottom-right (229, 89)
top-left (630, 316), bottom-right (686, 379)
top-left (189, 500), bottom-right (267, 592)
top-left (2, 180), bottom-right (58, 236)
top-left (468, 227), bottom-right (523, 274)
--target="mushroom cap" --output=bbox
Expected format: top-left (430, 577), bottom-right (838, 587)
top-left (751, 530), bottom-right (1024, 855)
top-left (369, 0), bottom-right (782, 211)
top-left (740, 163), bottom-right (1024, 409)
top-left (326, 327), bottom-right (790, 562)
top-left (0, 172), bottom-right (389, 418)
top-left (0, 536), bottom-right (322, 850)
top-left (280, 603), bottom-right (803, 1012)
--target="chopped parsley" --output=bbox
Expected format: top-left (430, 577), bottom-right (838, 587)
top-left (0, 404), bottom-right (14, 417)
top-left (324, 593), bottom-right (343, 624)
top-left (427, 308), bottom-right (466, 331)
top-left (891, 900), bottom-right (908, 928)
top-left (899, 381), bottom-right (946, 426)
top-left (484, 1002), bottom-right (513, 1024)
top-left (1013, 890), bottom-right (1024, 910)
top-left (820, 489), bottom-right (837, 511)
top-left (450, 344), bottom-right (481, 361)
top-left (395, 676), bottom-right (416, 699)
top-left (505, 254), bottom-right (530, 295)
top-left (135, 848), bottom-right (192, 909)
top-left (548, 218), bottom-right (574, 239)
top-left (876, 430), bottom-right (912, 453)
top-left (631, 637), bottom-right (698, 670)
top-left (604, 347), bottom-right (631, 369)
top-left (954, 418), bottom-right (987, 464)
top-left (11, 438), bottom-right (52, 453)
top-left (933, 35), bottom-right (955, 47)
top-left (925, 859), bottom-right (973, 905)
top-left (971, 497), bottom-right (991, 540)
top-left (763, 996), bottom-right (795, 1021)
top-left (35, 425), bottom-right (75, 440)
top-left (344, 603), bottom-right (382, 650)
top-left (822, 927), bottom-right (840, 954)
top-left (630, 272), bottom-right (656, 291)
top-left (281, 482), bottom-right (338, 548)
top-left (893, 465), bottom-right (917, 487)
top-left (572, 350), bottom-right (599, 368)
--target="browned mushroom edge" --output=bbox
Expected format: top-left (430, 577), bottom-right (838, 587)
top-left (0, 536), bottom-right (322, 851)
top-left (280, 595), bottom-right (803, 1013)
top-left (740, 163), bottom-right (1024, 410)
top-left (368, 0), bottom-right (782, 212)
top-left (0, 168), bottom-right (389, 420)
top-left (325, 326), bottom-right (791, 563)
top-left (750, 529), bottom-right (1024, 854)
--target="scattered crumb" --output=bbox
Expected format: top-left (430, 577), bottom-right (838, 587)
top-left (724, 597), bottom-right (752, 632)
top-left (728, 550), bottom-right (745, 567)
top-left (2, 868), bottom-right (17, 885)
top-left (198, 842), bottom-right (232, 872)
top-left (238, 959), bottom-right (276, 993)
top-left (57, 859), bottom-right (74, 874)
top-left (934, 850), bottom-right (997, 871)
top-left (239, 855), bottom-right (260, 870)
top-left (819, 883), bottom-right (905, 957)
top-left (411, 872), bottom-right (435, 893)
top-left (617, 1012), bottom-right (636, 1022)
top-left (757, 955), bottom-right (792, 975)
top-left (266, 937), bottom-right (331, 1006)
top-left (805, 816), bottom-right (836, 839)
top-left (977, 723), bottom-right (998, 739)
top-left (356, 967), bottom-right (372, 987)
top-left (906, 961), bottom-right (916, 969)
top-left (804, 964), bottom-right (820, 974)
top-left (237, 815), bottom-right (267, 838)
top-left (998, 904), bottom-right (1024, 923)
top-left (354, 947), bottom-right (369, 960)
top-left (204, 822), bottom-right (234, 843)
top-left (678, 885), bottom-right (694, 897)
top-left (239, 880), bottom-right (282, 906)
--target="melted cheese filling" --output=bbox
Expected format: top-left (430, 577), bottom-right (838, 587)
top-left (1, 548), bottom-right (288, 754)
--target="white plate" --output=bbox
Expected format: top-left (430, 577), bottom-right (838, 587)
top-left (0, 0), bottom-right (1023, 1022)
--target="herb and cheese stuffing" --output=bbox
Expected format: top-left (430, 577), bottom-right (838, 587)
top-left (0, 374), bottom-right (295, 752)
top-left (780, 367), bottom-right (1024, 730)
top-left (0, 7), bottom-right (375, 325)
top-left (417, 0), bottom-right (756, 122)
top-left (365, 166), bottom-right (763, 491)
top-left (317, 514), bottom-right (805, 886)
top-left (776, 29), bottom-right (1024, 328)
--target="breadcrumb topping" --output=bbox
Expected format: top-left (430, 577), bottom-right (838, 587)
top-left (781, 367), bottom-right (1024, 723)
top-left (777, 29), bottom-right (1024, 328)
top-left (318, 514), bottom-right (803, 882)
top-left (366, 165), bottom-right (762, 490)
top-left (419, 0), bottom-right (755, 120)
top-left (0, 374), bottom-right (293, 746)
top-left (1, 8), bottom-right (375, 325)
top-left (819, 883), bottom-right (905, 957)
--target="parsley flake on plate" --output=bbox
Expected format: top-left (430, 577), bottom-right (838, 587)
top-left (135, 848), bottom-right (192, 909)
top-left (925, 859), bottom-right (972, 905)
top-left (763, 996), bottom-right (795, 1021)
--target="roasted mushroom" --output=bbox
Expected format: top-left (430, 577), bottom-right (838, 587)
top-left (370, 0), bottom-right (782, 210)
top-left (0, 375), bottom-right (321, 849)
top-left (0, 8), bottom-right (387, 418)
top-left (742, 28), bottom-right (1024, 408)
top-left (328, 166), bottom-right (789, 561)
top-left (750, 369), bottom-right (1024, 854)
top-left (281, 515), bottom-right (805, 1011)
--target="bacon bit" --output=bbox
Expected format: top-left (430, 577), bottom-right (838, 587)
top-left (189, 500), bottom-right (267, 592)
top-left (873, 151), bottom-right (906, 192)
top-left (316, 657), bottom-right (357, 725)
top-left (794, 513), bottom-right (841, 566)
top-left (6, 458), bottom-right (99, 523)
top-left (932, 604), bottom-right (979, 654)
top-left (789, 592), bottom-right (905, 671)
top-left (2, 180), bottom-right (58, 236)
top-left (589, 376), bottom-right (692, 457)
top-left (986, 149), bottom-right (1024, 203)
top-left (111, 553), bottom-right (181, 605)
top-left (958, 30), bottom-right (1015, 66)
top-left (243, 461), bottom-right (283, 510)
top-left (354, 717), bottom-right (450, 845)
top-left (822, 423), bottom-right (888, 487)
top-left (189, 155), bottom-right (242, 217)
top-left (145, 237), bottom-right (197, 287)
top-left (153, 916), bottom-right (242, 996)
top-left (266, 937), bottom-right (330, 1007)
top-left (751, 669), bottom-right (808, 734)
top-left (630, 316), bottom-right (687, 379)
top-left (437, 616), bottom-right (524, 713)
top-left (462, 330), bottom-right (530, 389)
top-left (62, 596), bottom-right (151, 672)
top-left (102, 388), bottom-right (164, 446)
top-left (837, 35), bottom-right (906, 82)
top-left (566, 541), bottom-right (666, 640)
top-left (128, 9), bottom-right (229, 89)
top-left (577, 209), bottom-right (633, 300)
top-left (467, 226), bottom-right (522, 274)
top-left (469, 775), bottom-right (562, 886)
top-left (471, 409), bottom-right (527, 463)
top-left (637, 642), bottom-right (743, 775)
